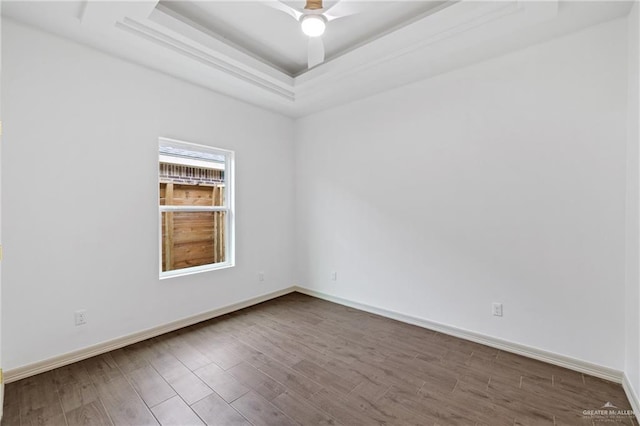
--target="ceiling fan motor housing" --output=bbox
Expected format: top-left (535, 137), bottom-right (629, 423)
top-left (305, 0), bottom-right (323, 11)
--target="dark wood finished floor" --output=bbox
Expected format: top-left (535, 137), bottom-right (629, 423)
top-left (1, 293), bottom-right (636, 426)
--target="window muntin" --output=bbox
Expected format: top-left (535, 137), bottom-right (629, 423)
top-left (159, 138), bottom-right (234, 278)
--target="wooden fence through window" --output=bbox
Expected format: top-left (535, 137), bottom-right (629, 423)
top-left (160, 182), bottom-right (226, 272)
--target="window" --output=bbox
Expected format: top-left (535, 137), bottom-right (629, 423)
top-left (159, 137), bottom-right (234, 278)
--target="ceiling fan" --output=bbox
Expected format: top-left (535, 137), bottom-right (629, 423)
top-left (264, 0), bottom-right (359, 69)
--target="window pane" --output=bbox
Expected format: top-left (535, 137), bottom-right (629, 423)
top-left (160, 182), bottom-right (225, 207)
top-left (161, 211), bottom-right (226, 272)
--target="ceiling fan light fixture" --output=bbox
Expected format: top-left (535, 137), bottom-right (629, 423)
top-left (300, 14), bottom-right (326, 37)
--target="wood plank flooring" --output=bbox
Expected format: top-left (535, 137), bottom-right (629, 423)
top-left (1, 292), bottom-right (636, 425)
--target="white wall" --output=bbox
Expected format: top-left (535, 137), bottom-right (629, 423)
top-left (626, 1), bottom-right (640, 402)
top-left (295, 18), bottom-right (628, 370)
top-left (1, 20), bottom-right (295, 371)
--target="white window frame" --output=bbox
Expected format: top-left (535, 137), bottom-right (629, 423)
top-left (158, 137), bottom-right (235, 279)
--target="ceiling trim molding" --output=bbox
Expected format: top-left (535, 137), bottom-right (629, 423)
top-left (13, 0), bottom-right (622, 117)
top-left (81, 0), bottom-right (158, 28)
top-left (148, 6), bottom-right (294, 85)
top-left (115, 17), bottom-right (296, 102)
top-left (111, 0), bottom-right (558, 108)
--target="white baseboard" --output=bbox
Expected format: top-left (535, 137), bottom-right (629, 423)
top-left (623, 373), bottom-right (640, 416)
top-left (5, 285), bottom-right (626, 388)
top-left (295, 287), bottom-right (624, 384)
top-left (4, 287), bottom-right (297, 383)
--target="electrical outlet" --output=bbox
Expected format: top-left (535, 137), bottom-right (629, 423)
top-left (75, 310), bottom-right (87, 326)
top-left (258, 272), bottom-right (265, 282)
top-left (331, 271), bottom-right (337, 281)
top-left (492, 303), bottom-right (503, 317)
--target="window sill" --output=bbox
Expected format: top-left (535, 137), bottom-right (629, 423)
top-left (160, 261), bottom-right (235, 280)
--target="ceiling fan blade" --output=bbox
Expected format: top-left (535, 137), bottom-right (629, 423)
top-left (323, 0), bottom-right (360, 21)
top-left (307, 37), bottom-right (325, 69)
top-left (262, 1), bottom-right (303, 21)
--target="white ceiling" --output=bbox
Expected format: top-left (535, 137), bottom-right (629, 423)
top-left (2, 1), bottom-right (634, 117)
